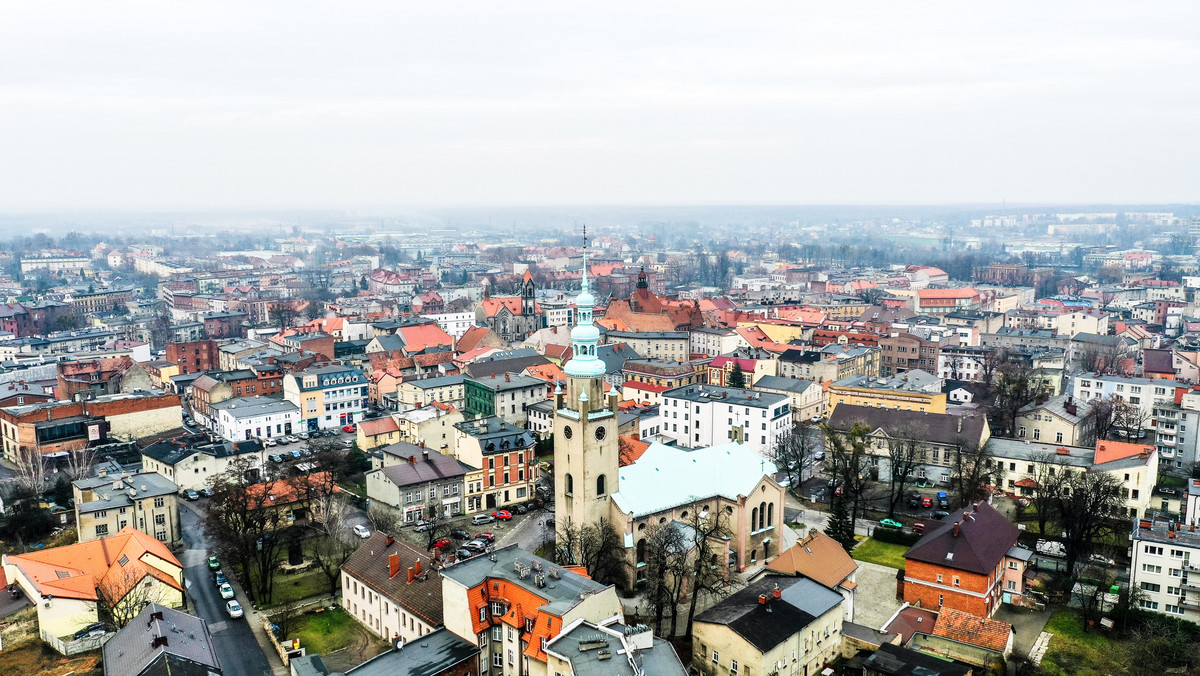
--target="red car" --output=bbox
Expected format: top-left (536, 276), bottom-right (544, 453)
top-left (475, 532), bottom-right (495, 543)
top-left (921, 497), bottom-right (933, 508)
top-left (433, 538), bottom-right (452, 550)
top-left (342, 424), bottom-right (356, 433)
top-left (834, 485), bottom-right (844, 496)
top-left (492, 510), bottom-right (513, 521)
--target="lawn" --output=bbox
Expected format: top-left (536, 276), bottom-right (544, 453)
top-left (1040, 609), bottom-right (1130, 676)
top-left (287, 608), bottom-right (364, 656)
top-left (266, 569), bottom-right (330, 607)
top-left (851, 538), bottom-right (908, 569)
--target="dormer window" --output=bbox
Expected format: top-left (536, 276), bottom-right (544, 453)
top-left (491, 601), bottom-right (505, 616)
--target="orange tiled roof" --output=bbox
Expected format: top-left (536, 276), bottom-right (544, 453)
top-left (932, 607), bottom-right (1012, 653)
top-left (398, 323), bottom-right (455, 352)
top-left (465, 578), bottom-right (561, 662)
top-left (478, 297), bottom-right (541, 318)
top-left (618, 435), bottom-right (650, 466)
top-left (5, 527), bottom-right (183, 602)
top-left (456, 325), bottom-right (492, 353)
top-left (244, 472), bottom-right (338, 507)
top-left (1094, 440), bottom-right (1154, 465)
top-left (765, 531), bottom-right (858, 589)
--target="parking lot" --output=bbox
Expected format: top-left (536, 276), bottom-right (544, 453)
top-left (381, 503), bottom-right (547, 560)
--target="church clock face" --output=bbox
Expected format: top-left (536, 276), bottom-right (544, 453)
top-left (594, 425), bottom-right (607, 441)
top-left (563, 425), bottom-right (573, 439)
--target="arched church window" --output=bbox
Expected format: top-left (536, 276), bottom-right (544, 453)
top-left (565, 473), bottom-right (574, 495)
top-left (596, 474), bottom-right (606, 495)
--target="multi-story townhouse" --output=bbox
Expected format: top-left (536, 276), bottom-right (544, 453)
top-left (73, 470), bottom-right (181, 546)
top-left (340, 533), bottom-right (443, 643)
top-left (365, 446), bottom-right (471, 522)
top-left (463, 373), bottom-right (543, 428)
top-left (828, 370), bottom-right (947, 415)
top-left (283, 364), bottom-right (368, 431)
top-left (211, 396), bottom-right (299, 442)
top-left (392, 374), bottom-right (467, 412)
top-left (453, 417), bottom-right (538, 512)
top-left (1129, 517), bottom-right (1200, 623)
top-left (140, 435), bottom-right (268, 491)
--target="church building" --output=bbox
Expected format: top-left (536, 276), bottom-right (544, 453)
top-left (474, 270), bottom-right (543, 343)
top-left (553, 235), bottom-right (784, 591)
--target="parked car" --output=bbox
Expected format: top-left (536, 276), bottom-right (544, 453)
top-left (286, 435), bottom-right (300, 444)
top-left (276, 436), bottom-right (290, 445)
top-left (414, 520), bottom-right (433, 532)
top-left (1088, 553), bottom-right (1116, 566)
top-left (464, 539), bottom-right (488, 552)
top-left (514, 504), bottom-right (528, 514)
top-left (264, 438), bottom-right (277, 447)
top-left (834, 485), bottom-right (844, 497)
top-left (290, 450), bottom-right (302, 459)
top-left (493, 510), bottom-right (513, 521)
top-left (912, 522), bottom-right (925, 533)
top-left (214, 572), bottom-right (227, 586)
top-left (341, 438), bottom-right (355, 448)
top-left (226, 600), bottom-right (244, 619)
top-left (933, 510), bottom-right (950, 519)
top-left (198, 487), bottom-right (214, 498)
top-left (268, 453), bottom-right (284, 463)
top-left (456, 548), bottom-right (474, 560)
top-left (433, 538), bottom-right (453, 550)
top-left (73, 622), bottom-right (107, 640)
top-left (450, 529), bottom-right (471, 540)
top-left (342, 424), bottom-right (356, 433)
top-left (936, 491), bottom-right (949, 509)
top-left (921, 497), bottom-right (933, 508)
top-left (298, 431), bottom-right (310, 440)
top-left (207, 555), bottom-right (221, 570)
top-left (812, 451), bottom-right (826, 461)
top-left (1036, 539), bottom-right (1068, 558)
top-left (475, 532), bottom-right (495, 542)
top-left (353, 524), bottom-right (371, 539)
top-left (906, 492), bottom-right (922, 508)
top-left (218, 583), bottom-right (235, 599)
top-left (183, 489), bottom-right (200, 501)
top-left (879, 518), bottom-right (903, 530)
top-left (472, 514), bottom-right (495, 525)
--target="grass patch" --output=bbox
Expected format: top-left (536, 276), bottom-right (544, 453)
top-left (266, 569), bottom-right (330, 607)
top-left (1040, 609), bottom-right (1130, 676)
top-left (1159, 475), bottom-right (1186, 488)
top-left (851, 538), bottom-right (908, 569)
top-left (288, 608), bottom-right (362, 655)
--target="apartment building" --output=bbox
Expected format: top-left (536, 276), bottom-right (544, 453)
top-left (366, 446), bottom-right (471, 522)
top-left (463, 373), bottom-right (543, 427)
top-left (340, 533), bottom-right (443, 643)
top-left (659, 384), bottom-right (790, 456)
top-left (73, 470), bottom-right (181, 546)
top-left (211, 396), bottom-right (299, 442)
top-left (453, 417), bottom-right (539, 512)
top-left (283, 364), bottom-right (368, 431)
top-left (1129, 517), bottom-right (1200, 623)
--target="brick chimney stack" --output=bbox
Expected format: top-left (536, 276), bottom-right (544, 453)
top-left (388, 553), bottom-right (400, 578)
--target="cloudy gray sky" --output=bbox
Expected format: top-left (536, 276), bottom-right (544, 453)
top-left (1, 1), bottom-right (1197, 209)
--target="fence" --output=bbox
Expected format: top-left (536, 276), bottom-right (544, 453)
top-left (41, 629), bottom-right (111, 656)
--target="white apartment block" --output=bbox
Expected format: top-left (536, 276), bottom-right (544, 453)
top-left (423, 312), bottom-right (476, 339)
top-left (1130, 517), bottom-right (1200, 623)
top-left (690, 328), bottom-right (750, 357)
top-left (211, 396), bottom-right (300, 442)
top-left (660, 384), bottom-right (790, 457)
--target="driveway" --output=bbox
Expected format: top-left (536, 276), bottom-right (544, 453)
top-left (851, 560), bottom-right (904, 630)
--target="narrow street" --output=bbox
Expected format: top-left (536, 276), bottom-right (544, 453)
top-left (179, 500), bottom-right (280, 676)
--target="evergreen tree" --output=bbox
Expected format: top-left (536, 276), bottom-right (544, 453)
top-left (727, 362), bottom-right (747, 389)
top-left (825, 494), bottom-right (856, 552)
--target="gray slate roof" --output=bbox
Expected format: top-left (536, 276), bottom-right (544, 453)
top-left (376, 451), bottom-right (472, 487)
top-left (346, 628), bottom-right (478, 676)
top-left (102, 603), bottom-right (220, 676)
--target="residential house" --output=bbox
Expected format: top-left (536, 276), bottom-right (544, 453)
top-left (211, 396), bottom-right (299, 442)
top-left (56, 357), bottom-right (154, 401)
top-left (73, 470), bottom-right (181, 546)
top-left (600, 330), bottom-right (690, 361)
top-left (453, 417), bottom-right (538, 512)
top-left (340, 533), bottom-right (443, 643)
top-left (693, 577), bottom-right (844, 676)
top-left (762, 529), bottom-right (860, 620)
top-left (621, 359), bottom-right (703, 391)
top-left (862, 643), bottom-right (972, 676)
top-left (659, 384), bottom-right (790, 457)
top-left (392, 403), bottom-right (464, 453)
top-left (2, 527), bottom-right (185, 650)
top-left (778, 345), bottom-right (880, 383)
top-left (879, 332), bottom-right (943, 378)
top-left (463, 373), bottom-right (544, 427)
top-left (365, 447), bottom-right (471, 522)
top-left (753, 375), bottom-right (826, 421)
top-left (392, 374), bottom-right (467, 412)
top-left (166, 339), bottom-right (221, 375)
top-left (141, 435), bottom-right (268, 492)
top-left (902, 501), bottom-right (1025, 617)
top-left (1014, 394), bottom-right (1095, 446)
top-left (826, 405), bottom-right (990, 487)
top-left (987, 438), bottom-right (1158, 517)
top-left (102, 603), bottom-right (222, 676)
top-left (545, 620), bottom-right (686, 676)
top-left (1129, 516), bottom-right (1200, 623)
top-left (343, 627), bottom-right (479, 676)
top-left (706, 356), bottom-right (776, 387)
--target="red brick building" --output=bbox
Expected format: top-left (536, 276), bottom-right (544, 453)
top-left (902, 501), bottom-right (1025, 617)
top-left (166, 339), bottom-right (220, 374)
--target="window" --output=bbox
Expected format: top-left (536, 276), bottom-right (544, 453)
top-left (154, 513), bottom-right (165, 525)
top-left (493, 654), bottom-right (503, 667)
top-left (1146, 545), bottom-right (1164, 555)
top-left (712, 651), bottom-right (719, 664)
top-left (492, 627), bottom-right (502, 640)
top-left (154, 497), bottom-right (164, 508)
top-left (1141, 582), bottom-right (1162, 592)
top-left (731, 659), bottom-right (739, 672)
top-left (491, 601), bottom-right (505, 616)
top-left (95, 524), bottom-right (109, 536)
top-left (1142, 564), bottom-right (1162, 574)
top-left (1139, 600), bottom-right (1159, 610)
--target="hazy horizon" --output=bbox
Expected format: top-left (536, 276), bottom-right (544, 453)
top-left (2, 1), bottom-right (1198, 210)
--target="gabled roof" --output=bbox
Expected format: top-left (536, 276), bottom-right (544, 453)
top-left (5, 527), bottom-right (183, 602)
top-left (102, 603), bottom-right (220, 676)
top-left (340, 533), bottom-right (443, 627)
top-left (693, 577), bottom-right (841, 653)
top-left (827, 404), bottom-right (987, 446)
top-left (765, 531), bottom-right (858, 589)
top-left (611, 442), bottom-right (776, 517)
top-left (358, 417), bottom-right (399, 436)
top-left (376, 453), bottom-right (473, 488)
top-left (931, 607), bottom-right (1013, 653)
top-left (903, 501), bottom-right (1019, 576)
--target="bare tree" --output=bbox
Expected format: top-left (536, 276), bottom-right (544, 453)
top-left (268, 302), bottom-right (296, 332)
top-left (556, 517), bottom-right (628, 587)
top-left (1076, 340), bottom-right (1128, 376)
top-left (822, 421), bottom-right (875, 522)
top-left (63, 447), bottom-right (99, 482)
top-left (368, 504), bottom-right (401, 534)
top-left (11, 446), bottom-right (47, 496)
top-left (640, 522), bottom-right (689, 636)
top-left (1085, 395), bottom-right (1118, 441)
top-left (307, 495), bottom-right (359, 594)
top-left (96, 565), bottom-right (179, 629)
top-left (683, 505), bottom-right (735, 637)
top-left (1028, 450), bottom-right (1070, 535)
top-left (1053, 470), bottom-right (1126, 577)
top-left (988, 359), bottom-right (1049, 437)
top-left (950, 437), bottom-right (1000, 509)
top-left (1112, 399), bottom-right (1152, 439)
top-left (770, 419), bottom-right (820, 489)
top-left (882, 423), bottom-right (922, 518)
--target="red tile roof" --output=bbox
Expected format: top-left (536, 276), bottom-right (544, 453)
top-left (932, 607), bottom-right (1012, 653)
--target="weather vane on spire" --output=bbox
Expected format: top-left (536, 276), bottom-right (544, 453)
top-left (582, 224), bottom-right (588, 251)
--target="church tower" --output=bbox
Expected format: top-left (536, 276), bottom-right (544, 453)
top-left (553, 230), bottom-right (620, 532)
top-left (520, 268), bottom-right (536, 317)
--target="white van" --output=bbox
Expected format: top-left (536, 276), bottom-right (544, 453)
top-left (472, 514), bottom-right (496, 525)
top-left (1036, 539), bottom-right (1067, 558)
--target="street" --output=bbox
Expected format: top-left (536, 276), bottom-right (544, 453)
top-left (179, 500), bottom-right (277, 676)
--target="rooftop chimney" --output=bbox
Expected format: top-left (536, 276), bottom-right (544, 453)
top-left (772, 585), bottom-right (782, 600)
top-left (952, 522), bottom-right (961, 537)
top-left (388, 553), bottom-right (400, 578)
top-left (385, 534), bottom-right (395, 547)
top-left (414, 559), bottom-right (422, 576)
top-left (758, 594), bottom-right (768, 605)
top-left (152, 636), bottom-right (168, 648)
top-left (407, 566), bottom-right (415, 583)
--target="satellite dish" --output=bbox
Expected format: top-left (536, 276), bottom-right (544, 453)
top-left (393, 638), bottom-right (406, 652)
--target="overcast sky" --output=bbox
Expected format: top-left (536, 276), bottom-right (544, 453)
top-left (1, 2), bottom-right (1197, 210)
